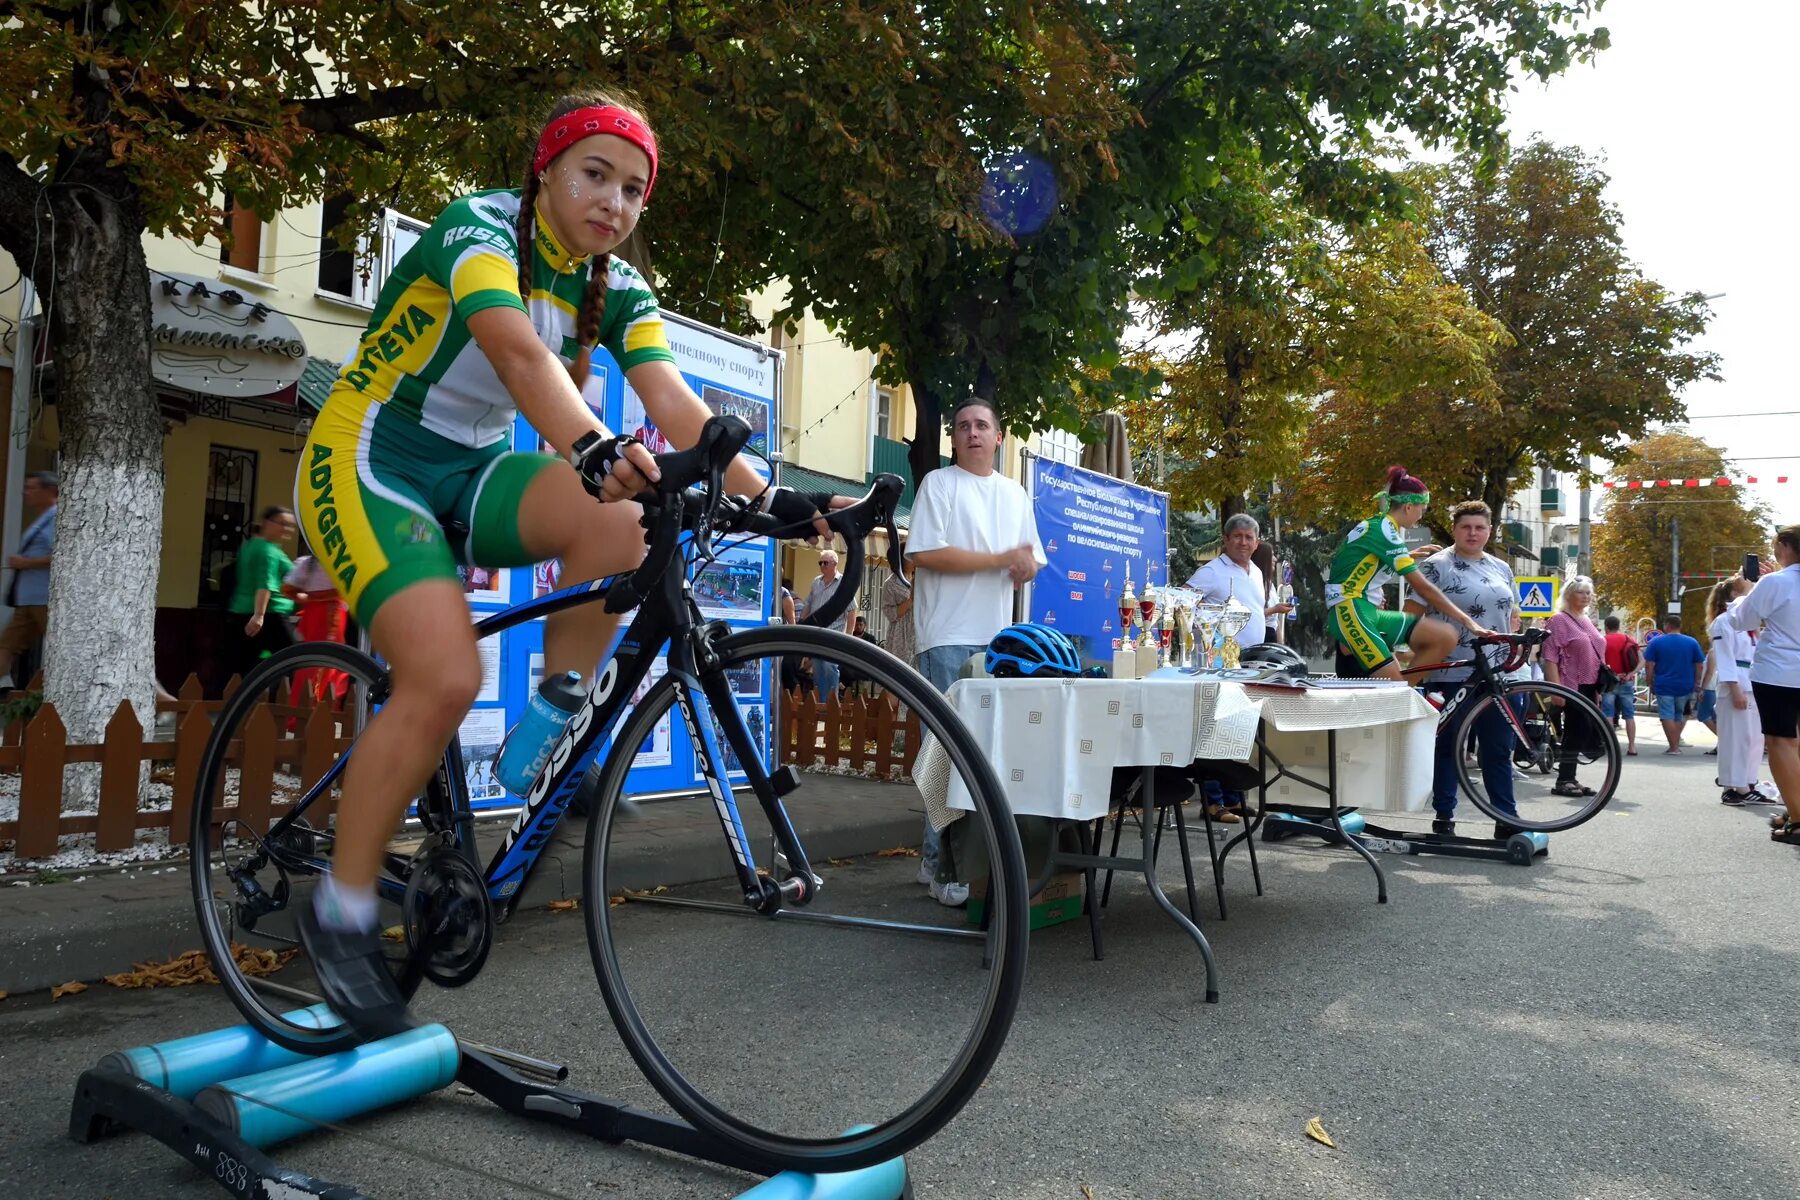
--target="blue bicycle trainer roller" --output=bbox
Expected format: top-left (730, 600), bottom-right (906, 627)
top-left (192, 1023), bottom-right (460, 1148)
top-left (98, 1004), bottom-right (338, 1099)
top-left (734, 1154), bottom-right (907, 1200)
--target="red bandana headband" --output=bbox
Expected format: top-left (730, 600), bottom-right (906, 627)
top-left (533, 105), bottom-right (659, 201)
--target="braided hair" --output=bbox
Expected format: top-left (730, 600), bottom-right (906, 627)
top-left (515, 89), bottom-right (653, 394)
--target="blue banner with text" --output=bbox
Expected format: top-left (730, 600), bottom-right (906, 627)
top-left (1028, 458), bottom-right (1170, 664)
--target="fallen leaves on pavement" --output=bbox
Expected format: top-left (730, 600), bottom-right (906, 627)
top-left (877, 846), bottom-right (920, 858)
top-left (546, 898), bottom-right (579, 912)
top-left (103, 945), bottom-right (297, 990)
top-left (52, 981), bottom-right (89, 1000)
top-left (608, 894), bottom-right (626, 908)
top-left (1305, 1117), bottom-right (1336, 1148)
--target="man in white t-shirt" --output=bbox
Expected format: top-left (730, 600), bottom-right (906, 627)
top-left (1185, 513), bottom-right (1291, 819)
top-left (906, 398), bottom-right (1046, 905)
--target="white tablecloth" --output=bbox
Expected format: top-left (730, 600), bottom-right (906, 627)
top-left (1253, 684), bottom-right (1437, 813)
top-left (914, 677), bottom-right (1439, 826)
top-left (925, 676), bottom-right (1265, 824)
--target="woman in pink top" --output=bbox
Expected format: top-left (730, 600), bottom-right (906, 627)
top-left (1543, 576), bottom-right (1606, 797)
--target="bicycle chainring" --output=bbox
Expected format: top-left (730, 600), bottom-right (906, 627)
top-left (402, 844), bottom-right (494, 987)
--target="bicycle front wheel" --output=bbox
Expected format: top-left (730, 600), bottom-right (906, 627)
top-left (582, 625), bottom-right (1028, 1173)
top-left (1456, 680), bottom-right (1621, 832)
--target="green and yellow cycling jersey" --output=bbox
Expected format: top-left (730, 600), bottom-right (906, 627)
top-left (323, 187), bottom-right (675, 448)
top-left (299, 188), bottom-right (677, 625)
top-left (1325, 515), bottom-right (1417, 607)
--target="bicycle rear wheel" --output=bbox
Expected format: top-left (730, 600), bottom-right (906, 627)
top-left (582, 625), bottom-right (1028, 1173)
top-left (1456, 680), bottom-right (1620, 832)
top-left (190, 642), bottom-right (449, 1055)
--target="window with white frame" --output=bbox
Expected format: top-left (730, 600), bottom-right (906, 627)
top-left (875, 389), bottom-right (893, 440)
top-left (1037, 426), bottom-right (1082, 464)
top-left (317, 202), bottom-right (429, 306)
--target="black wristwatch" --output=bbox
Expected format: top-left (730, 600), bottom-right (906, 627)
top-left (567, 430), bottom-right (603, 472)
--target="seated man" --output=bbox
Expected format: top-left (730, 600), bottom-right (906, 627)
top-left (1185, 513), bottom-right (1290, 821)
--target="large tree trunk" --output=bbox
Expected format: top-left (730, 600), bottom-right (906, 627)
top-left (908, 382), bottom-right (944, 487)
top-left (37, 177), bottom-right (164, 801)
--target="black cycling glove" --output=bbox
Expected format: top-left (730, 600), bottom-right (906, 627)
top-left (569, 432), bottom-right (644, 499)
top-left (762, 486), bottom-right (833, 532)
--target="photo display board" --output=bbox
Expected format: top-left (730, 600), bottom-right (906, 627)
top-left (456, 311), bottom-right (781, 809)
top-left (1027, 458), bottom-right (1171, 666)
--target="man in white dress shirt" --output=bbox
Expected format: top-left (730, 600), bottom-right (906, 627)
top-left (1185, 514), bottom-right (1292, 818)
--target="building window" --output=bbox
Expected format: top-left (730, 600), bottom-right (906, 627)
top-left (875, 389), bottom-right (893, 440)
top-left (316, 193), bottom-right (368, 302)
top-left (218, 195), bottom-right (263, 273)
top-left (199, 445), bottom-right (258, 608)
top-left (318, 203), bottom-right (428, 307)
top-left (1038, 426), bottom-right (1081, 465)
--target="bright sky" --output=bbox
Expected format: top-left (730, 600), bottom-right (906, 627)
top-left (1501, 0), bottom-right (1800, 526)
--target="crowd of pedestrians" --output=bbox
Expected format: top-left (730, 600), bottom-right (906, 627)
top-left (1579, 524), bottom-right (1800, 844)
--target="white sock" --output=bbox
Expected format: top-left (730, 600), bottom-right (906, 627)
top-left (314, 873), bottom-right (379, 933)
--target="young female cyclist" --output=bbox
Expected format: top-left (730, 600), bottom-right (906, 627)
top-left (294, 91), bottom-right (830, 1038)
top-left (1326, 466), bottom-right (1491, 681)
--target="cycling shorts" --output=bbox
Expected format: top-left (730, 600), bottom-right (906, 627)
top-left (296, 394), bottom-right (559, 627)
top-left (1329, 598), bottom-right (1418, 674)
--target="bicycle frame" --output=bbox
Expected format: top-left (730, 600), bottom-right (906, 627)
top-left (251, 538), bottom-right (810, 921)
top-left (1402, 637), bottom-right (1541, 745)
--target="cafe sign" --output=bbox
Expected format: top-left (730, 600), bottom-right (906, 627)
top-left (149, 269), bottom-right (308, 398)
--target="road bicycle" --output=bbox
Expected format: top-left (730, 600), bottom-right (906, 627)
top-left (1403, 629), bottom-right (1621, 831)
top-left (188, 415), bottom-right (1029, 1173)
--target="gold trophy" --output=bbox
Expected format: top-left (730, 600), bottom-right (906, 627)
top-left (1219, 600), bottom-right (1255, 670)
top-left (1159, 605), bottom-right (1176, 670)
top-left (1194, 603), bottom-right (1220, 670)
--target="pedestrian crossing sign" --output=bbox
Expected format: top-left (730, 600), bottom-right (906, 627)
top-left (1516, 576), bottom-right (1559, 617)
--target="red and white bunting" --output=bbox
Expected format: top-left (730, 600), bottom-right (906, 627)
top-left (1601, 475), bottom-right (1790, 489)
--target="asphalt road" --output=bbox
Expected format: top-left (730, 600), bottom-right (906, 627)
top-left (3, 736), bottom-right (1797, 1200)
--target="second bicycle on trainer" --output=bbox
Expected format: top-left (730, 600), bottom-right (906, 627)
top-left (190, 415), bottom-right (1029, 1174)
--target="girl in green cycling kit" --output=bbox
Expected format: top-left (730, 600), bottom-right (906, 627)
top-left (1326, 465), bottom-right (1489, 681)
top-left (293, 90), bottom-right (830, 1039)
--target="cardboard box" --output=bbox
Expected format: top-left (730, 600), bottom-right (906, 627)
top-left (966, 869), bottom-right (1086, 931)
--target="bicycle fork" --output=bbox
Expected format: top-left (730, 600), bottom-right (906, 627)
top-left (668, 640), bottom-right (818, 916)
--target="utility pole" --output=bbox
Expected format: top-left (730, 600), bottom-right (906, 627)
top-left (1670, 517), bottom-right (1681, 618)
top-left (1577, 454), bottom-right (1592, 577)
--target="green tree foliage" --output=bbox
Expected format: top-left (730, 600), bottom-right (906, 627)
top-left (1130, 167), bottom-right (1507, 526)
top-left (775, 2), bottom-right (1609, 481)
top-left (1419, 142), bottom-right (1717, 515)
top-left (1591, 431), bottom-right (1770, 637)
top-left (1298, 143), bottom-right (1718, 538)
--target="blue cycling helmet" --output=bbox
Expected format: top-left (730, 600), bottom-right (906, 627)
top-left (986, 623), bottom-right (1082, 678)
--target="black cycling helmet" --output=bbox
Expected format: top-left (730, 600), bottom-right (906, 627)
top-left (986, 623), bottom-right (1082, 678)
top-left (1238, 642), bottom-right (1309, 676)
